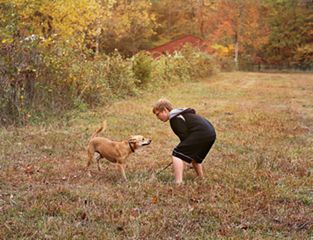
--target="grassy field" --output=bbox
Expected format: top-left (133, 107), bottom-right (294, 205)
top-left (0, 72), bottom-right (312, 239)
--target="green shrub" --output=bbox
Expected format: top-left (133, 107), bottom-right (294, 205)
top-left (149, 54), bottom-right (191, 87)
top-left (104, 51), bottom-right (138, 97)
top-left (150, 56), bottom-right (167, 85)
top-left (65, 58), bottom-right (112, 106)
top-left (180, 45), bottom-right (218, 78)
top-left (165, 53), bottom-right (192, 82)
top-left (132, 51), bottom-right (153, 87)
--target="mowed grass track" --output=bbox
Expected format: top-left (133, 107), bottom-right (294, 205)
top-left (0, 72), bottom-right (312, 239)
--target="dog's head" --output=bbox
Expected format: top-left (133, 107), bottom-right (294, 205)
top-left (128, 135), bottom-right (152, 150)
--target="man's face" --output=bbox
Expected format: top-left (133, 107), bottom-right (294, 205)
top-left (155, 108), bottom-right (169, 122)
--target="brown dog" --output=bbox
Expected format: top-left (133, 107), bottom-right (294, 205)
top-left (86, 121), bottom-right (151, 180)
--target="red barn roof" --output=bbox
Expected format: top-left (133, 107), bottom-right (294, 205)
top-left (147, 35), bottom-right (207, 58)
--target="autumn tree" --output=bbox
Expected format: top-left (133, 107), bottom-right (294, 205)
top-left (99, 0), bottom-right (157, 56)
top-left (203, 0), bottom-right (269, 69)
top-left (262, 0), bottom-right (313, 68)
top-left (151, 0), bottom-right (214, 45)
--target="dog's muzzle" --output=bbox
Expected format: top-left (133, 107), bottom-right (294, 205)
top-left (142, 139), bottom-right (152, 146)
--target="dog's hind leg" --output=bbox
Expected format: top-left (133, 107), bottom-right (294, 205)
top-left (86, 146), bottom-right (94, 169)
top-left (96, 155), bottom-right (102, 171)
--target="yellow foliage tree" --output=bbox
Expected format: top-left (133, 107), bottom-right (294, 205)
top-left (2, 0), bottom-right (116, 50)
top-left (100, 0), bottom-right (157, 55)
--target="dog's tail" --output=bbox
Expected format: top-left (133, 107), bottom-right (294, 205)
top-left (90, 120), bottom-right (107, 139)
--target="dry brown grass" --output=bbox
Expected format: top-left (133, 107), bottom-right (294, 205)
top-left (1, 72), bottom-right (312, 239)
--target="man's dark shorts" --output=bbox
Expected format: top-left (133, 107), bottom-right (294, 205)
top-left (172, 135), bottom-right (216, 164)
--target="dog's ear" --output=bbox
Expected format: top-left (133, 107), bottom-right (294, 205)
top-left (128, 136), bottom-right (137, 143)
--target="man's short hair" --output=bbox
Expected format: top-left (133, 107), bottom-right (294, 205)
top-left (152, 98), bottom-right (173, 114)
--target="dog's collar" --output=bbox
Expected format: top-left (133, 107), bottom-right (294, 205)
top-left (128, 141), bottom-right (135, 152)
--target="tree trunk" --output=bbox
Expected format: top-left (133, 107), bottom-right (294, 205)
top-left (234, 40), bottom-right (239, 70)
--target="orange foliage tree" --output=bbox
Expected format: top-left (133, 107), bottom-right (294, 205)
top-left (204, 0), bottom-right (269, 69)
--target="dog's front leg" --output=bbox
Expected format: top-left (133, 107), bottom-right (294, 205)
top-left (117, 163), bottom-right (127, 181)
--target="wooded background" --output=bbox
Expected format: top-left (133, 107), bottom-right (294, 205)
top-left (0, 0), bottom-right (312, 125)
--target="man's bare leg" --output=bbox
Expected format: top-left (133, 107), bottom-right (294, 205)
top-left (172, 156), bottom-right (184, 184)
top-left (192, 160), bottom-right (204, 178)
